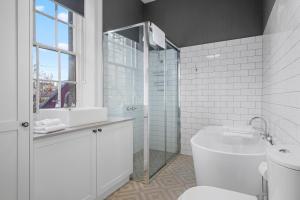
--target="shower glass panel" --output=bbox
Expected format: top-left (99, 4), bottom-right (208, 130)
top-left (165, 43), bottom-right (180, 162)
top-left (103, 22), bottom-right (180, 182)
top-left (148, 45), bottom-right (166, 178)
top-left (103, 25), bottom-right (145, 180)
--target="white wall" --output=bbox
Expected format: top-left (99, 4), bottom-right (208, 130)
top-left (180, 36), bottom-right (263, 155)
top-left (263, 0), bottom-right (300, 144)
top-left (79, 0), bottom-right (103, 107)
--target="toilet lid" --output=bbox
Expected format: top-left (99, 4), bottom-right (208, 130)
top-left (267, 145), bottom-right (300, 171)
top-left (179, 186), bottom-right (257, 200)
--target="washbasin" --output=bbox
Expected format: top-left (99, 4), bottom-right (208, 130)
top-left (38, 107), bottom-right (108, 127)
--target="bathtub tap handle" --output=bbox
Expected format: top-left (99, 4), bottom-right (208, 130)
top-left (266, 135), bottom-right (273, 145)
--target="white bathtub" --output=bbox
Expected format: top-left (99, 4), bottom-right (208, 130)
top-left (191, 126), bottom-right (266, 196)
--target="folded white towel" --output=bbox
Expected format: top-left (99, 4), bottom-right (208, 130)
top-left (35, 118), bottom-right (62, 127)
top-left (150, 23), bottom-right (166, 49)
top-left (33, 126), bottom-right (46, 131)
top-left (223, 131), bottom-right (254, 139)
top-left (34, 123), bottom-right (66, 134)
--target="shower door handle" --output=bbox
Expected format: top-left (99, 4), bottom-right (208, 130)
top-left (126, 106), bottom-right (137, 111)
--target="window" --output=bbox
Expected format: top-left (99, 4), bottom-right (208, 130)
top-left (33, 0), bottom-right (82, 111)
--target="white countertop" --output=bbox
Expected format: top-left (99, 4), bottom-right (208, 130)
top-left (33, 117), bottom-right (134, 140)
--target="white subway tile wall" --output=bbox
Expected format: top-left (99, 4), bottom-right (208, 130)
top-left (263, 0), bottom-right (300, 145)
top-left (180, 36), bottom-right (263, 155)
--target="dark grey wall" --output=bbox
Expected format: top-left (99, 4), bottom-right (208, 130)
top-left (103, 0), bottom-right (144, 32)
top-left (143, 0), bottom-right (263, 47)
top-left (263, 0), bottom-right (276, 29)
top-left (56, 0), bottom-right (84, 16)
top-left (103, 0), bottom-right (271, 47)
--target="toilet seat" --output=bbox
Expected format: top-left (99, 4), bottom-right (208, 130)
top-left (179, 186), bottom-right (257, 200)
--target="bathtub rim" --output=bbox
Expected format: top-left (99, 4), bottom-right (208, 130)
top-left (191, 127), bottom-right (267, 157)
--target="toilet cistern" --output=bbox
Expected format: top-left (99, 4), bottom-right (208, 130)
top-left (179, 144), bottom-right (300, 200)
top-left (249, 116), bottom-right (273, 145)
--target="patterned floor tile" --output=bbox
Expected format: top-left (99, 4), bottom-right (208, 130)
top-left (106, 155), bottom-right (196, 200)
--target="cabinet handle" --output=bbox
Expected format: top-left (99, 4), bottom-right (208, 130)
top-left (92, 129), bottom-right (97, 134)
top-left (21, 122), bottom-right (30, 127)
top-left (98, 128), bottom-right (102, 132)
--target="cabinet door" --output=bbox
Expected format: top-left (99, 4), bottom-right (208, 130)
top-left (34, 130), bottom-right (97, 200)
top-left (0, 0), bottom-right (31, 200)
top-left (97, 121), bottom-right (133, 198)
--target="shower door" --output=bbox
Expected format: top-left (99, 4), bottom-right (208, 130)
top-left (148, 45), bottom-right (166, 178)
top-left (103, 22), bottom-right (181, 182)
top-left (103, 25), bottom-right (145, 181)
top-left (165, 42), bottom-right (180, 162)
top-left (147, 40), bottom-right (180, 179)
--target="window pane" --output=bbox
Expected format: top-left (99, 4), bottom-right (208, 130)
top-left (32, 47), bottom-right (37, 79)
top-left (39, 81), bottom-right (59, 109)
top-left (35, 13), bottom-right (55, 47)
top-left (61, 53), bottom-right (76, 81)
top-left (39, 48), bottom-right (58, 81)
top-left (61, 83), bottom-right (76, 108)
top-left (35, 0), bottom-right (55, 17)
top-left (58, 22), bottom-right (73, 51)
top-left (57, 5), bottom-right (73, 24)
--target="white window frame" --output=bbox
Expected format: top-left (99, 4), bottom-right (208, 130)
top-left (33, 0), bottom-right (83, 111)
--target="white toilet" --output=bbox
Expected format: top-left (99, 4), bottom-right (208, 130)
top-left (179, 145), bottom-right (300, 200)
top-left (178, 186), bottom-right (257, 200)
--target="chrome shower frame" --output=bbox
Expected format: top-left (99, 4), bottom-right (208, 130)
top-left (103, 21), bottom-right (181, 184)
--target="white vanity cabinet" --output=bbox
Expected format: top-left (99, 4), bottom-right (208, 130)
top-left (33, 129), bottom-right (97, 200)
top-left (33, 120), bottom-right (133, 200)
top-left (97, 121), bottom-right (133, 199)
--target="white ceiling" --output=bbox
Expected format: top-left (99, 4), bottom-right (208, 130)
top-left (140, 0), bottom-right (156, 4)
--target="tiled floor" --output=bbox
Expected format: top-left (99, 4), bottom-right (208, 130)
top-left (133, 149), bottom-right (177, 180)
top-left (107, 155), bottom-right (196, 200)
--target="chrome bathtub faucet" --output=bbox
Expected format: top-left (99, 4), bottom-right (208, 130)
top-left (249, 116), bottom-right (273, 145)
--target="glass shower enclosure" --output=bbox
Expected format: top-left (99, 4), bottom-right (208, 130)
top-left (103, 22), bottom-right (180, 183)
